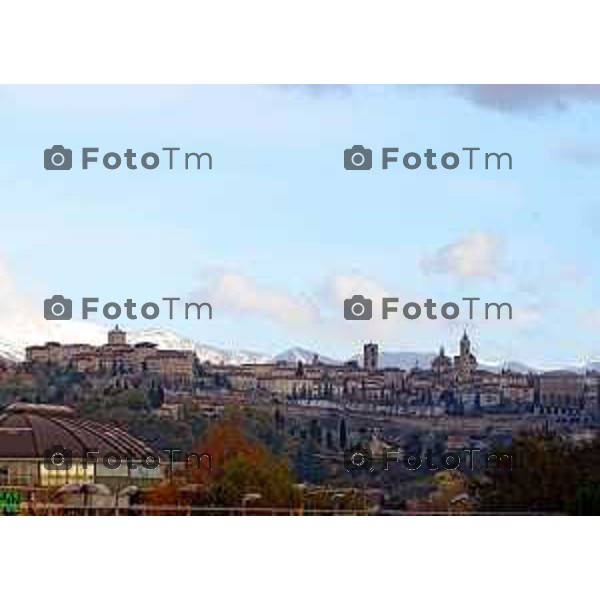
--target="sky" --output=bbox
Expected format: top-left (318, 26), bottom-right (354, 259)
top-left (0, 84), bottom-right (599, 367)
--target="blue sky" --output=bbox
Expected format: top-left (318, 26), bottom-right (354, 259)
top-left (0, 85), bottom-right (599, 367)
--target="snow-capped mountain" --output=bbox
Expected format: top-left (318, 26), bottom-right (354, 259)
top-left (478, 360), bottom-right (537, 374)
top-left (273, 347), bottom-right (340, 365)
top-left (127, 328), bottom-right (270, 365)
top-left (0, 338), bottom-right (23, 362)
top-left (0, 324), bottom-right (598, 372)
top-left (0, 319), bottom-right (106, 362)
top-left (349, 352), bottom-right (540, 374)
top-left (0, 325), bottom-right (271, 365)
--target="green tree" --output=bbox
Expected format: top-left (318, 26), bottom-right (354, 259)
top-left (339, 417), bottom-right (347, 449)
top-left (476, 434), bottom-right (587, 514)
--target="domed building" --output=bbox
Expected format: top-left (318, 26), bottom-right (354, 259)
top-left (0, 403), bottom-right (163, 511)
top-left (432, 346), bottom-right (452, 375)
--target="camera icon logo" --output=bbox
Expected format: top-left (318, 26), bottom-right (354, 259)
top-left (344, 145), bottom-right (372, 170)
top-left (344, 294), bottom-right (373, 320)
top-left (44, 295), bottom-right (73, 321)
top-left (44, 145), bottom-right (73, 170)
top-left (344, 444), bottom-right (373, 472)
top-left (43, 445), bottom-right (73, 471)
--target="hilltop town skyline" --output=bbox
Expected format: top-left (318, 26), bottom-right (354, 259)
top-left (1, 321), bottom-right (599, 374)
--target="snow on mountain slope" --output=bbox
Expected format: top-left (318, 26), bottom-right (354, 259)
top-left (0, 318), bottom-right (107, 361)
top-left (0, 338), bottom-right (23, 362)
top-left (0, 321), bottom-right (596, 372)
top-left (479, 360), bottom-right (538, 374)
top-left (127, 328), bottom-right (270, 365)
top-left (0, 324), bottom-right (270, 365)
top-left (273, 347), bottom-right (340, 365)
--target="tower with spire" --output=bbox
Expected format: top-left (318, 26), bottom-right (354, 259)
top-left (454, 329), bottom-right (477, 380)
top-left (460, 329), bottom-right (471, 357)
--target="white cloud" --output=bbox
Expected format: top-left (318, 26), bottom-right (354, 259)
top-left (318, 273), bottom-right (451, 346)
top-left (0, 249), bottom-right (549, 363)
top-left (0, 253), bottom-right (105, 357)
top-left (194, 270), bottom-right (420, 345)
top-left (320, 274), bottom-right (391, 306)
top-left (194, 270), bottom-right (535, 350)
top-left (421, 232), bottom-right (504, 280)
top-left (193, 270), bottom-right (320, 326)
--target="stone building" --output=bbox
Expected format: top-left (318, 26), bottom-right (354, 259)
top-left (25, 326), bottom-right (195, 386)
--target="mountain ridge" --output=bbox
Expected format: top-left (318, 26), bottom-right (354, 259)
top-left (0, 328), bottom-right (598, 373)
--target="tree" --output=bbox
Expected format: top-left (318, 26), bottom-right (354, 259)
top-left (187, 414), bottom-right (300, 510)
top-left (309, 419), bottom-right (322, 444)
top-left (325, 430), bottom-right (334, 450)
top-left (476, 434), bottom-right (585, 514)
top-left (339, 418), bottom-right (347, 450)
top-left (293, 438), bottom-right (325, 485)
top-left (274, 407), bottom-right (285, 431)
top-left (407, 471), bottom-right (475, 515)
top-left (145, 481), bottom-right (188, 515)
top-left (148, 385), bottom-right (165, 409)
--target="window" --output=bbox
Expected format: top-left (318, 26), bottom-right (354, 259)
top-left (38, 461), bottom-right (95, 487)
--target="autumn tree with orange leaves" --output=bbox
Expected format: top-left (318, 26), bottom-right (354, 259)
top-left (193, 414), bottom-right (300, 509)
top-left (148, 412), bottom-right (301, 512)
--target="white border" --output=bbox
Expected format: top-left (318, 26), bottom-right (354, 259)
top-left (0, 0), bottom-right (598, 83)
top-left (2, 2), bottom-right (600, 597)
top-left (3, 517), bottom-right (596, 599)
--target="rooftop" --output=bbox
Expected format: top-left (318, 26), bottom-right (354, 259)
top-left (0, 403), bottom-right (156, 460)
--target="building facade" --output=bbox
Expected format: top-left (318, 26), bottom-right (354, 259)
top-left (26, 326), bottom-right (195, 387)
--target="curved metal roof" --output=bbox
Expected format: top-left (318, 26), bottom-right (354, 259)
top-left (0, 403), bottom-right (157, 460)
